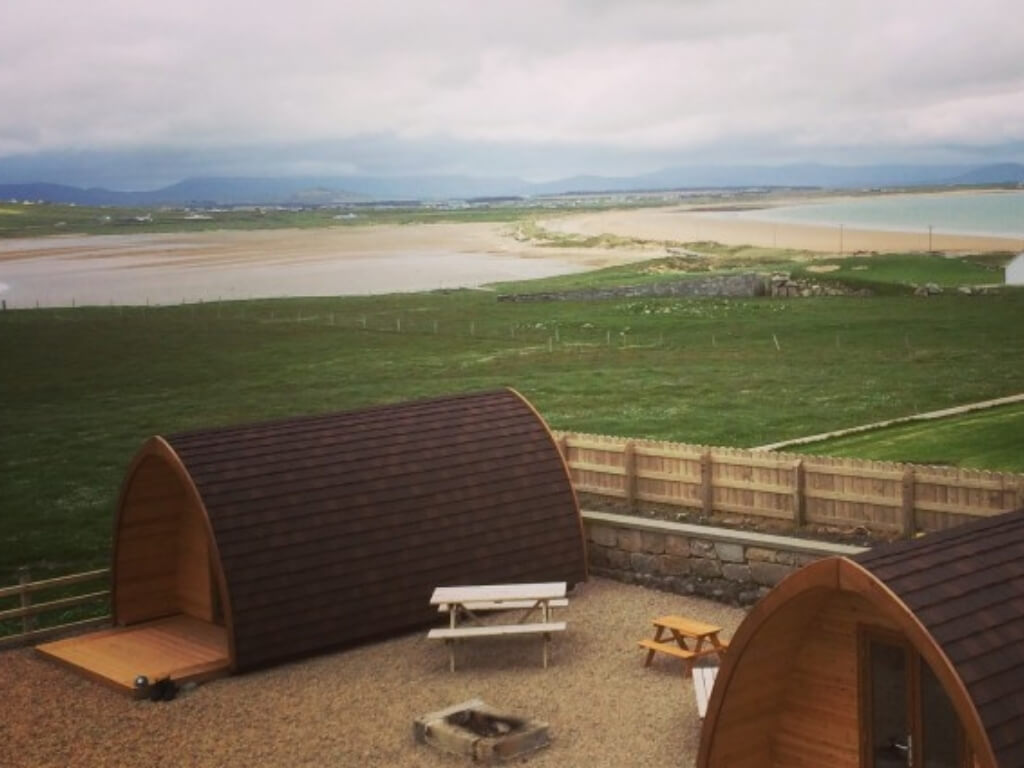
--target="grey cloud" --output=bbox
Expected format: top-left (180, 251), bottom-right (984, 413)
top-left (0, 0), bottom-right (1022, 178)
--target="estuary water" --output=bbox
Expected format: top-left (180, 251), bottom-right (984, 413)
top-left (738, 190), bottom-right (1024, 239)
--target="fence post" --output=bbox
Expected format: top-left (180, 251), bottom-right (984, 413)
top-left (901, 466), bottom-right (916, 538)
top-left (17, 567), bottom-right (34, 634)
top-left (557, 435), bottom-right (569, 462)
top-left (792, 459), bottom-right (806, 528)
top-left (623, 441), bottom-right (637, 513)
top-left (700, 451), bottom-right (713, 516)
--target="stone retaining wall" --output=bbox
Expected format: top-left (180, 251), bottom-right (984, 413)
top-left (497, 273), bottom-right (768, 302)
top-left (583, 510), bottom-right (866, 606)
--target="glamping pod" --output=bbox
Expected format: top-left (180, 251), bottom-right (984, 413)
top-left (38, 389), bottom-right (586, 691)
top-left (697, 508), bottom-right (1024, 768)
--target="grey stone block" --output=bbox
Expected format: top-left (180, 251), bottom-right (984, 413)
top-left (641, 531), bottom-right (667, 554)
top-left (659, 555), bottom-right (691, 576)
top-left (714, 542), bottom-right (745, 563)
top-left (629, 552), bottom-right (659, 574)
top-left (617, 529), bottom-right (644, 552)
top-left (744, 546), bottom-right (776, 562)
top-left (773, 550), bottom-right (799, 566)
top-left (690, 539), bottom-right (716, 558)
top-left (588, 545), bottom-right (609, 568)
top-left (606, 548), bottom-right (630, 570)
top-left (722, 563), bottom-right (752, 583)
top-left (665, 535), bottom-right (690, 557)
top-left (588, 524), bottom-right (619, 548)
top-left (750, 561), bottom-right (794, 587)
top-left (691, 557), bottom-right (722, 578)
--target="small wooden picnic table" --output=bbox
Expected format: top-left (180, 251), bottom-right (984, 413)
top-left (428, 582), bottom-right (568, 671)
top-left (638, 614), bottom-right (729, 677)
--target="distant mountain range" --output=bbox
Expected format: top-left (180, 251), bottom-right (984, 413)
top-left (2, 162), bottom-right (1023, 206)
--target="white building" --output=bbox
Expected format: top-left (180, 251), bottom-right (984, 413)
top-left (1007, 252), bottom-right (1024, 286)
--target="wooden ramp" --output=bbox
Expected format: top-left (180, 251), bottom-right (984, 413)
top-left (36, 614), bottom-right (230, 696)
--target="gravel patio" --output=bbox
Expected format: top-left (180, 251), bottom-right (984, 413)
top-left (1, 577), bottom-right (745, 768)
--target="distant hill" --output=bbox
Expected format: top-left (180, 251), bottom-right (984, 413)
top-left (946, 163), bottom-right (1024, 185)
top-left (2, 163), bottom-right (1022, 206)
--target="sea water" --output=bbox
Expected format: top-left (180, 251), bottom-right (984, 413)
top-left (737, 190), bottom-right (1024, 239)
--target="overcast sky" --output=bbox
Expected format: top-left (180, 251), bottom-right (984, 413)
top-left (2, 0), bottom-right (1023, 187)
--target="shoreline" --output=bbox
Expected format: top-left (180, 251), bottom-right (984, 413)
top-left (542, 206), bottom-right (1024, 254)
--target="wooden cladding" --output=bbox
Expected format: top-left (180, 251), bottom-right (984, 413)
top-left (114, 454), bottom-right (217, 626)
top-left (556, 432), bottom-right (1024, 536)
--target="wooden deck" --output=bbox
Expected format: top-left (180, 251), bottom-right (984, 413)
top-left (35, 614), bottom-right (230, 696)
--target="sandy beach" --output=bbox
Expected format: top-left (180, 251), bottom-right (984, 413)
top-left (542, 205), bottom-right (1024, 254)
top-left (2, 201), bottom-right (1020, 307)
top-left (0, 222), bottom-right (658, 308)
top-left (0, 577), bottom-right (744, 768)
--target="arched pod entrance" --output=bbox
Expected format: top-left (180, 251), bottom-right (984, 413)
top-left (112, 436), bottom-right (230, 631)
top-left (698, 554), bottom-right (1003, 768)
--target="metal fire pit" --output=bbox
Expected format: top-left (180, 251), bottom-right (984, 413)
top-left (414, 698), bottom-right (550, 763)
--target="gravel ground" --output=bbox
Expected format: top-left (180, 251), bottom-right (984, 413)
top-left (0, 578), bottom-right (745, 768)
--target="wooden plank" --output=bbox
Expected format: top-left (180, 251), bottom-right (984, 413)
top-left (701, 451), bottom-right (713, 515)
top-left (0, 568), bottom-right (109, 599)
top-left (694, 666), bottom-right (719, 719)
top-left (572, 483), bottom-right (628, 498)
top-left (793, 459), bottom-right (807, 527)
top-left (803, 464), bottom-right (904, 481)
top-left (0, 590), bottom-right (109, 622)
top-left (803, 489), bottom-right (903, 507)
top-left (427, 621), bottom-right (567, 639)
top-left (624, 441), bottom-right (637, 512)
top-left (636, 490), bottom-right (699, 506)
top-left (914, 474), bottom-right (1007, 491)
top-left (34, 614), bottom-right (229, 694)
top-left (633, 445), bottom-right (705, 461)
top-left (913, 499), bottom-right (1008, 517)
top-left (712, 453), bottom-right (795, 470)
top-left (567, 460), bottom-right (627, 476)
top-left (0, 616), bottom-right (111, 649)
top-left (430, 582), bottom-right (566, 604)
top-left (714, 500), bottom-right (794, 519)
top-left (712, 478), bottom-right (794, 494)
top-left (902, 466), bottom-right (915, 538)
top-left (637, 638), bottom-right (696, 660)
top-left (634, 468), bottom-right (701, 483)
top-left (437, 598), bottom-right (569, 613)
top-left (654, 615), bottom-right (722, 636)
top-left (563, 437), bottom-right (627, 453)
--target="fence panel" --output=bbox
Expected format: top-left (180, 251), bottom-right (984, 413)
top-left (0, 568), bottom-right (111, 648)
top-left (555, 431), bottom-right (1024, 536)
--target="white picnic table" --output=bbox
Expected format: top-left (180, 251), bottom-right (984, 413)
top-left (427, 582), bottom-right (568, 671)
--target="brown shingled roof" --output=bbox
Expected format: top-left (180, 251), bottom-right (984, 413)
top-left (854, 509), bottom-right (1024, 768)
top-left (114, 389), bottom-right (586, 672)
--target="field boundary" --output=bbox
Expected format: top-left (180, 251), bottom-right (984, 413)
top-left (554, 431), bottom-right (1024, 537)
top-left (752, 392), bottom-right (1024, 451)
top-left (0, 568), bottom-right (110, 647)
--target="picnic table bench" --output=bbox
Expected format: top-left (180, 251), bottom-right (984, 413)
top-left (638, 614), bottom-right (729, 677)
top-left (427, 583), bottom-right (567, 671)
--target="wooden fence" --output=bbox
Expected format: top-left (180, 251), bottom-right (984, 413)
top-left (554, 432), bottom-right (1024, 537)
top-left (0, 567), bottom-right (110, 648)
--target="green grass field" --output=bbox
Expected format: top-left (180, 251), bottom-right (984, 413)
top-left (790, 252), bottom-right (1010, 294)
top-left (1, 253), bottom-right (1023, 580)
top-left (792, 402), bottom-right (1024, 471)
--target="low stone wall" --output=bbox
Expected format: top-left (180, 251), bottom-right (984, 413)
top-left (497, 273), bottom-right (768, 302)
top-left (583, 510), bottom-right (866, 606)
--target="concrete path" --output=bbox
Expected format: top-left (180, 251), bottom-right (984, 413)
top-left (753, 393), bottom-right (1024, 452)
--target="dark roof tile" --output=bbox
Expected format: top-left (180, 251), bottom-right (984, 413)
top-left (855, 507), bottom-right (1024, 768)
top-left (165, 389), bottom-right (586, 671)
